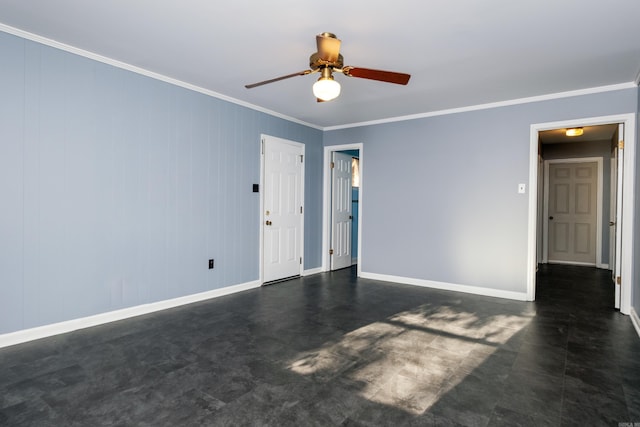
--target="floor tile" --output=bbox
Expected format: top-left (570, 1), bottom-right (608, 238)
top-left (0, 264), bottom-right (638, 425)
top-left (511, 341), bottom-right (567, 378)
top-left (489, 405), bottom-right (554, 427)
top-left (496, 369), bottom-right (563, 425)
top-left (561, 395), bottom-right (629, 427)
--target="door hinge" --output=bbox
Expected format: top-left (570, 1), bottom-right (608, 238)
top-left (300, 257), bottom-right (302, 265)
top-left (619, 140), bottom-right (624, 150)
top-left (329, 249), bottom-right (334, 255)
top-left (616, 276), bottom-right (621, 285)
top-left (300, 206), bottom-right (303, 214)
top-left (261, 138), bottom-right (265, 155)
top-left (300, 154), bottom-right (304, 163)
top-left (330, 161), bottom-right (335, 169)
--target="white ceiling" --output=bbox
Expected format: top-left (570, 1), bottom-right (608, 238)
top-left (1, 0), bottom-right (639, 129)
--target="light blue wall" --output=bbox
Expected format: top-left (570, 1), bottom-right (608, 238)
top-left (1, 28), bottom-right (638, 336)
top-left (0, 31), bottom-right (322, 335)
top-left (324, 88), bottom-right (638, 294)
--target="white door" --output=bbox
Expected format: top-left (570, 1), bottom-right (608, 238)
top-left (609, 153), bottom-right (616, 282)
top-left (330, 152), bottom-right (352, 270)
top-left (263, 136), bottom-right (304, 283)
top-left (548, 161), bottom-right (598, 265)
top-left (612, 123), bottom-right (624, 308)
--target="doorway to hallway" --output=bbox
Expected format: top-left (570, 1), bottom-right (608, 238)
top-left (528, 114), bottom-right (636, 315)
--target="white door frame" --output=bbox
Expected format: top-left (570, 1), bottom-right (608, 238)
top-left (322, 143), bottom-right (363, 276)
top-left (542, 157), bottom-right (603, 267)
top-left (527, 114), bottom-right (636, 315)
top-left (259, 134), bottom-right (305, 284)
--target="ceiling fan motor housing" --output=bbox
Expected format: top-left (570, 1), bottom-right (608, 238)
top-left (309, 52), bottom-right (344, 70)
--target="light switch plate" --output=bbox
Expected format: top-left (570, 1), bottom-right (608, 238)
top-left (518, 183), bottom-right (526, 194)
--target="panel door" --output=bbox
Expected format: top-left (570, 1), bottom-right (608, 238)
top-left (548, 162), bottom-right (598, 265)
top-left (263, 137), bottom-right (303, 283)
top-left (331, 152), bottom-right (352, 270)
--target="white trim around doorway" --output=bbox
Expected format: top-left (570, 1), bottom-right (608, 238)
top-left (528, 114), bottom-right (636, 314)
top-left (322, 143), bottom-right (364, 275)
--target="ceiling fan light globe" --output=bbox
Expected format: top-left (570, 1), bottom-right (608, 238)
top-left (313, 78), bottom-right (341, 101)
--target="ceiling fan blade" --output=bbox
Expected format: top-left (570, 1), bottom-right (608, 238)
top-left (316, 33), bottom-right (341, 62)
top-left (245, 70), bottom-right (311, 89)
top-left (343, 67), bottom-right (411, 85)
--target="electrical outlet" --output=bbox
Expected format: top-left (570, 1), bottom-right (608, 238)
top-left (518, 183), bottom-right (526, 194)
top-left (208, 259), bottom-right (214, 269)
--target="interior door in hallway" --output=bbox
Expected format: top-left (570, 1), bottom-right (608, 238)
top-left (548, 161), bottom-right (598, 265)
top-left (330, 152), bottom-right (352, 270)
top-left (263, 136), bottom-right (304, 283)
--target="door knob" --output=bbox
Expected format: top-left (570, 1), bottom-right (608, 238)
top-left (609, 221), bottom-right (616, 226)
top-left (265, 220), bottom-right (272, 226)
top-left (549, 216), bottom-right (554, 220)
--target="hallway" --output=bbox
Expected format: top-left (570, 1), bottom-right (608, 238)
top-left (0, 265), bottom-right (638, 425)
top-left (528, 264), bottom-right (640, 425)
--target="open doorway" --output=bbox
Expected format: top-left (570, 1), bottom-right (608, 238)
top-left (322, 143), bottom-right (363, 275)
top-left (527, 114), bottom-right (636, 315)
top-left (539, 126), bottom-right (615, 268)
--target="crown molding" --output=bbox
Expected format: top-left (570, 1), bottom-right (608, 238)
top-left (0, 24), bottom-right (323, 131)
top-left (324, 82), bottom-right (637, 131)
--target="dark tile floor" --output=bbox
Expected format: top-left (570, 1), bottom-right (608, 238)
top-left (1, 264), bottom-right (639, 426)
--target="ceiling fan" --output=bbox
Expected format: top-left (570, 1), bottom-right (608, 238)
top-left (245, 32), bottom-right (411, 102)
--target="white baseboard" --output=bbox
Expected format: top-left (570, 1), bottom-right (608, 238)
top-left (0, 280), bottom-right (261, 349)
top-left (302, 267), bottom-right (322, 276)
top-left (597, 263), bottom-right (610, 270)
top-left (352, 258), bottom-right (358, 266)
top-left (631, 308), bottom-right (640, 338)
top-left (359, 271), bottom-right (528, 301)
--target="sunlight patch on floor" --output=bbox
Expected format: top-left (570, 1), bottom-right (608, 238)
top-left (288, 304), bottom-right (532, 415)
